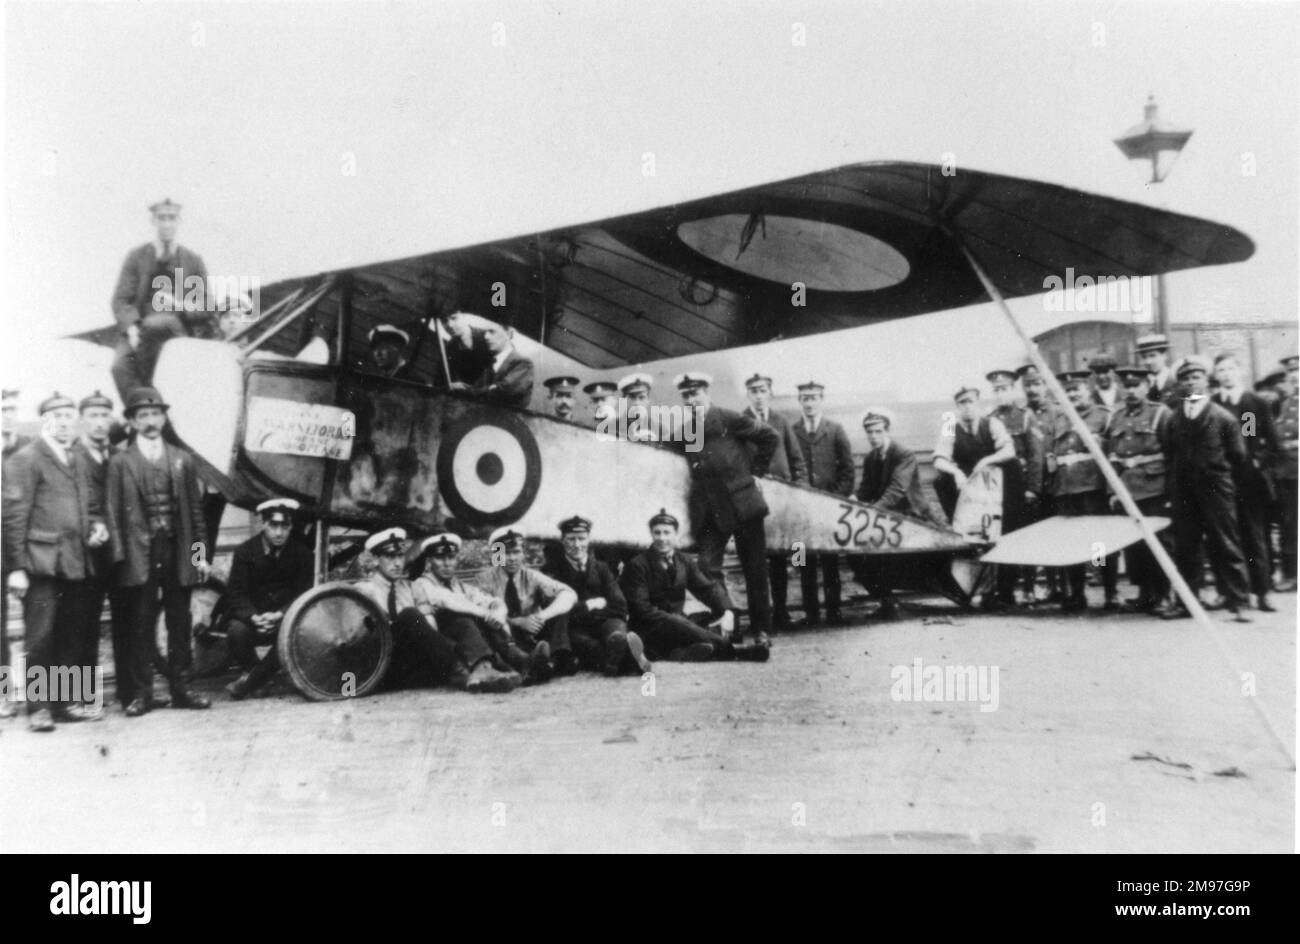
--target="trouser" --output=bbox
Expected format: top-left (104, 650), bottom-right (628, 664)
top-left (1119, 495), bottom-right (1171, 602)
top-left (769, 555), bottom-right (790, 619)
top-left (1235, 486), bottom-right (1273, 597)
top-left (1023, 491), bottom-right (1061, 598)
top-left (1279, 477), bottom-right (1298, 579)
top-left (435, 613), bottom-right (495, 669)
top-left (201, 491), bottom-right (226, 562)
top-left (994, 462), bottom-right (1029, 601)
top-left (73, 574), bottom-right (115, 703)
top-left (1056, 491), bottom-right (1118, 603)
top-left (568, 615), bottom-right (630, 670)
top-left (1171, 478), bottom-right (1251, 608)
top-left (21, 575), bottom-right (85, 714)
top-left (110, 317), bottom-right (187, 402)
top-left (696, 513), bottom-right (771, 634)
top-left (118, 532), bottom-right (194, 705)
top-left (848, 557), bottom-right (893, 602)
top-left (633, 611), bottom-right (733, 661)
top-left (507, 611), bottom-right (571, 653)
top-left (935, 472), bottom-right (960, 522)
top-left (382, 607), bottom-right (460, 689)
top-left (799, 554), bottom-right (842, 618)
top-left (1, 566), bottom-right (11, 674)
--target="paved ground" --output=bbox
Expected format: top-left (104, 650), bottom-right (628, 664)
top-left (1, 591), bottom-right (1293, 853)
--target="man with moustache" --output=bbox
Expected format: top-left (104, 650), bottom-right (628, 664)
top-left (543, 376), bottom-right (580, 421)
top-left (741, 373), bottom-right (807, 631)
top-left (1136, 333), bottom-right (1180, 408)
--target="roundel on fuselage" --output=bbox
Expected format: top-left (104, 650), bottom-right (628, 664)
top-left (436, 409), bottom-right (542, 527)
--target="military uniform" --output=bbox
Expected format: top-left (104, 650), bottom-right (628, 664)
top-left (1048, 379), bottom-right (1117, 608)
top-left (989, 386), bottom-right (1044, 605)
top-left (1022, 386), bottom-right (1064, 601)
top-left (1104, 395), bottom-right (1172, 607)
top-left (620, 545), bottom-right (737, 660)
top-left (1274, 386), bottom-right (1298, 588)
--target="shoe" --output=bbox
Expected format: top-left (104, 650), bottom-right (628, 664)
top-left (553, 649), bottom-right (579, 677)
top-left (1274, 577), bottom-right (1297, 593)
top-left (1226, 606), bottom-right (1253, 623)
top-left (1202, 595), bottom-right (1228, 611)
top-left (876, 598), bottom-right (899, 620)
top-left (447, 663), bottom-right (471, 689)
top-left (59, 704), bottom-right (104, 723)
top-left (145, 693), bottom-right (171, 710)
top-left (124, 698), bottom-right (149, 717)
top-left (625, 632), bottom-right (652, 675)
top-left (28, 708), bottom-right (56, 732)
top-left (524, 641), bottom-right (553, 685)
top-left (668, 643), bottom-right (714, 662)
top-left (733, 642), bottom-right (771, 663)
top-left (1158, 603), bottom-right (1191, 620)
top-left (171, 690), bottom-right (211, 710)
top-left (465, 660), bottom-right (522, 694)
top-left (226, 672), bottom-right (253, 701)
top-left (603, 633), bottom-right (630, 676)
top-left (1257, 595), bottom-right (1276, 613)
top-left (502, 645), bottom-right (531, 674)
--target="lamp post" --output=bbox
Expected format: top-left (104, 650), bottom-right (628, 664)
top-left (1114, 94), bottom-right (1193, 337)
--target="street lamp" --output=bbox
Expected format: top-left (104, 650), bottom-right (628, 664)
top-left (1114, 94), bottom-right (1193, 336)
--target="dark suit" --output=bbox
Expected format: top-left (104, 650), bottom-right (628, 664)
top-left (620, 548), bottom-right (734, 658)
top-left (545, 554), bottom-right (631, 671)
top-left (110, 242), bottom-right (209, 400)
top-left (856, 440), bottom-right (943, 522)
top-left (1162, 400), bottom-right (1251, 608)
top-left (2, 438), bottom-right (102, 713)
top-left (744, 406), bottom-right (808, 625)
top-left (1214, 389), bottom-right (1278, 598)
top-left (70, 439), bottom-right (129, 697)
top-left (1148, 370), bottom-right (1180, 409)
top-left (1, 432), bottom-right (34, 671)
top-left (442, 327), bottom-right (494, 386)
top-left (793, 416), bottom-right (855, 619)
top-left (472, 350), bottom-right (534, 409)
top-left (106, 441), bottom-right (208, 703)
top-left (224, 534), bottom-right (315, 675)
top-left (683, 406), bottom-right (779, 635)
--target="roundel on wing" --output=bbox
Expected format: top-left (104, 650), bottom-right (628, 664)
top-left (436, 409), bottom-right (542, 527)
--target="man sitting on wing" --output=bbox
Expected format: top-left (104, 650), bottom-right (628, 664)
top-left (407, 532), bottom-right (522, 694)
top-left (620, 509), bottom-right (769, 663)
top-left (544, 515), bottom-right (651, 676)
top-left (478, 527), bottom-right (578, 683)
top-left (224, 498), bottom-right (314, 700)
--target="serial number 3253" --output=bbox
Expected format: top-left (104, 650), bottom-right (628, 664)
top-left (834, 502), bottom-right (903, 549)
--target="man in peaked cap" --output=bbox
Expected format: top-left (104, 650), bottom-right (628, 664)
top-left (3, 393), bottom-right (110, 730)
top-left (543, 375), bottom-right (581, 421)
top-left (543, 516), bottom-right (651, 676)
top-left (620, 509), bottom-right (768, 662)
top-left (584, 380), bottom-right (619, 428)
top-left (367, 324), bottom-right (416, 380)
top-left (791, 379), bottom-right (855, 627)
top-left (478, 526), bottom-right (578, 683)
top-left (1212, 352), bottom-right (1280, 612)
top-left (619, 372), bottom-right (658, 441)
top-left (1158, 356), bottom-right (1253, 621)
top-left (1088, 354), bottom-right (1121, 411)
top-left (223, 499), bottom-right (315, 700)
top-left (1274, 354), bottom-right (1300, 591)
top-left (360, 527), bottom-right (498, 693)
top-left (110, 198), bottom-right (210, 401)
top-left (742, 373), bottom-right (807, 631)
top-left (105, 386), bottom-right (212, 715)
top-left (1136, 333), bottom-right (1180, 408)
top-left (933, 385), bottom-right (1016, 528)
top-left (985, 368), bottom-right (1044, 607)
top-left (406, 532), bottom-right (523, 694)
top-left (676, 371), bottom-right (779, 646)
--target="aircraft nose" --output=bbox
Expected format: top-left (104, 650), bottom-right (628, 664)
top-left (152, 338), bottom-right (244, 479)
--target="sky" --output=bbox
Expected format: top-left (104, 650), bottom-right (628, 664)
top-left (2, 0), bottom-right (1297, 412)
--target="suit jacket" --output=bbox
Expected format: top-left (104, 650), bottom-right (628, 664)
top-left (111, 242), bottom-right (209, 329)
top-left (473, 351), bottom-right (534, 409)
top-left (225, 534), bottom-right (315, 624)
top-left (856, 440), bottom-right (944, 523)
top-left (742, 407), bottom-right (807, 483)
top-left (682, 406), bottom-right (779, 534)
top-left (106, 442), bottom-right (208, 588)
top-left (545, 554), bottom-right (629, 622)
top-left (1162, 400), bottom-right (1248, 496)
top-left (620, 548), bottom-right (731, 626)
top-left (71, 438), bottom-right (118, 579)
top-left (3, 432), bottom-right (32, 462)
top-left (1148, 370), bottom-right (1180, 409)
top-left (1213, 389), bottom-right (1277, 494)
top-left (793, 416), bottom-right (855, 495)
top-left (443, 327), bottom-right (495, 386)
top-left (2, 438), bottom-right (102, 580)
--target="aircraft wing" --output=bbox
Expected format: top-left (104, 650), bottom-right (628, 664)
top-left (979, 514), bottom-right (1171, 566)
top-left (245, 161), bottom-right (1253, 369)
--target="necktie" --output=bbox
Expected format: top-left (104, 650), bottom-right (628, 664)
top-left (1185, 402), bottom-right (1195, 419)
top-left (505, 574), bottom-right (522, 617)
top-left (661, 554), bottom-right (673, 574)
top-left (387, 581), bottom-right (398, 620)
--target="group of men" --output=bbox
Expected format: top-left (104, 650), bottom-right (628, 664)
top-left (925, 335), bottom-right (1298, 621)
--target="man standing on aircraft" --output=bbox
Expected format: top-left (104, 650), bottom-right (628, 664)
top-left (543, 376), bottom-right (580, 421)
top-left (1047, 371), bottom-right (1118, 612)
top-left (110, 199), bottom-right (210, 401)
top-left (621, 509), bottom-right (769, 662)
top-left (105, 387), bottom-right (212, 716)
top-left (742, 372), bottom-right (807, 631)
top-left (452, 320), bottom-right (534, 408)
top-left (1136, 334), bottom-right (1180, 408)
top-left (223, 498), bottom-right (315, 700)
top-left (791, 380), bottom-right (854, 627)
top-left (676, 372), bottom-right (779, 645)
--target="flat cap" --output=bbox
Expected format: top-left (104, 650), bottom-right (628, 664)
top-left (1088, 354), bottom-right (1118, 372)
top-left (861, 409), bottom-right (894, 430)
top-left (1175, 355), bottom-right (1212, 379)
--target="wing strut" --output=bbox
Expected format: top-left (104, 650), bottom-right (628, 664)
top-left (952, 232), bottom-right (1294, 769)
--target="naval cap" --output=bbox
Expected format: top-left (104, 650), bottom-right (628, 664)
top-left (674, 372), bottom-right (712, 392)
top-left (488, 526), bottom-right (526, 549)
top-left (368, 324), bottom-right (411, 347)
top-left (416, 532), bottom-right (463, 559)
top-left (38, 392), bottom-right (76, 415)
top-left (256, 498), bottom-right (301, 520)
top-left (543, 376), bottom-right (581, 392)
top-left (558, 515), bottom-right (592, 535)
top-left (364, 527), bottom-right (408, 555)
top-left (78, 390), bottom-right (114, 412)
top-left (618, 372), bottom-right (654, 394)
top-left (583, 380), bottom-right (619, 397)
top-left (648, 508), bottom-right (679, 529)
